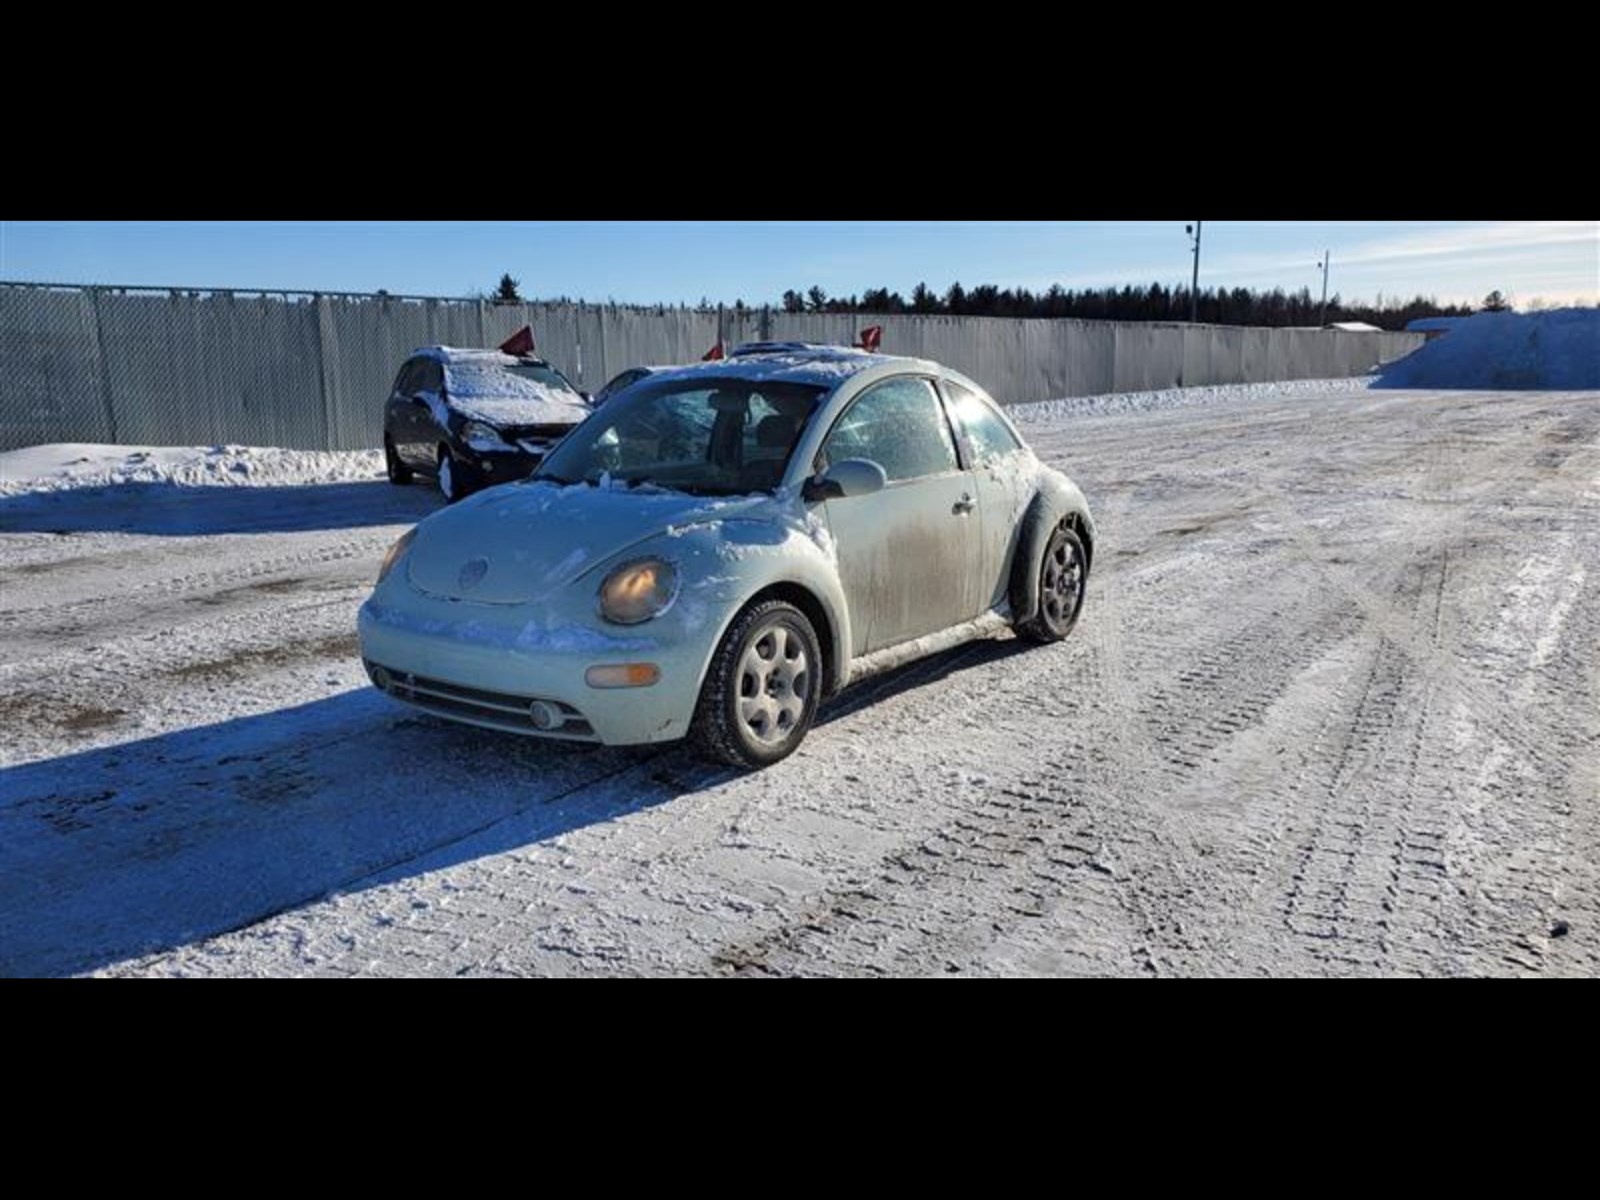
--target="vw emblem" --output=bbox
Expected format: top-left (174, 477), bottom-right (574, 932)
top-left (458, 558), bottom-right (489, 590)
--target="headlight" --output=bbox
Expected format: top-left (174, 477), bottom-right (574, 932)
top-left (461, 420), bottom-right (508, 451)
top-left (378, 528), bottom-right (416, 583)
top-left (597, 558), bottom-right (679, 625)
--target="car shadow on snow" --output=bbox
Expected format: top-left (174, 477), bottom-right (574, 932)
top-left (0, 479), bottom-right (442, 536)
top-left (0, 637), bottom-right (1023, 977)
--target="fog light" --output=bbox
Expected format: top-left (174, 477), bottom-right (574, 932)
top-left (585, 663), bottom-right (661, 689)
top-left (369, 664), bottom-right (391, 690)
top-left (528, 700), bottom-right (558, 729)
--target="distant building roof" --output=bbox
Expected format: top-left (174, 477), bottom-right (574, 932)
top-left (1329, 321), bottom-right (1383, 332)
top-left (1405, 316), bottom-right (1465, 333)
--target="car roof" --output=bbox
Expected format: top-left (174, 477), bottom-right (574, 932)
top-left (640, 345), bottom-right (930, 390)
top-left (412, 346), bottom-right (559, 370)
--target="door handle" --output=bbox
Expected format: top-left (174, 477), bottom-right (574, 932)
top-left (953, 493), bottom-right (975, 515)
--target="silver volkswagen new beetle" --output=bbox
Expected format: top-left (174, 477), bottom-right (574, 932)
top-left (359, 343), bottom-right (1094, 768)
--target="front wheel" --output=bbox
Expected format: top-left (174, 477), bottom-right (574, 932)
top-left (691, 600), bottom-right (821, 769)
top-left (1016, 524), bottom-right (1087, 643)
top-left (437, 445), bottom-right (468, 503)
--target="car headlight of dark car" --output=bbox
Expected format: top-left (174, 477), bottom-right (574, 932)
top-left (461, 420), bottom-right (509, 451)
top-left (597, 558), bottom-right (679, 625)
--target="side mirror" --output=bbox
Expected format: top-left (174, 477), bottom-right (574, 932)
top-left (579, 391), bottom-right (592, 403)
top-left (802, 457), bottom-right (888, 501)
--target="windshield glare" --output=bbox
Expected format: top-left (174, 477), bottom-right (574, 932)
top-left (533, 377), bottom-right (825, 496)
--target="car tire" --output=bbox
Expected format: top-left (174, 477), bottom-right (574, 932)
top-left (437, 445), bottom-right (469, 504)
top-left (1016, 523), bottom-right (1087, 644)
top-left (690, 599), bottom-right (821, 769)
top-left (385, 436), bottom-right (413, 485)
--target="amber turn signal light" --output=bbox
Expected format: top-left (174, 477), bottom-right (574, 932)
top-left (584, 663), bottom-right (661, 689)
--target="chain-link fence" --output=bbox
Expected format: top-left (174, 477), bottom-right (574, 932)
top-left (0, 281), bottom-right (1422, 452)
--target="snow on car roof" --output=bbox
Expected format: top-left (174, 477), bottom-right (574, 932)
top-left (643, 346), bottom-right (920, 389)
top-left (413, 345), bottom-right (555, 368)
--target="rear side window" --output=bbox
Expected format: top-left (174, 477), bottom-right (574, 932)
top-left (945, 379), bottom-right (1023, 461)
top-left (599, 369), bottom-right (644, 402)
top-left (393, 358), bottom-right (423, 395)
top-left (822, 376), bottom-right (959, 482)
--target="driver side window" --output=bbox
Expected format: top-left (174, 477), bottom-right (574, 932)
top-left (821, 377), bottom-right (958, 483)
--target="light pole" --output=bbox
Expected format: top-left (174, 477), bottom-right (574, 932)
top-left (1316, 250), bottom-right (1331, 327)
top-left (1186, 221), bottom-right (1203, 322)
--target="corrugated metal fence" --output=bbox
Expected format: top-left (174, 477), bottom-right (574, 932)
top-left (0, 282), bottom-right (1422, 452)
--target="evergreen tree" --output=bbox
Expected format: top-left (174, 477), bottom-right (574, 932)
top-left (493, 273), bottom-right (522, 303)
top-left (911, 282), bottom-right (941, 313)
top-left (770, 278), bottom-right (1470, 330)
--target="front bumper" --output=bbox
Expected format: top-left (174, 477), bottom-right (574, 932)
top-left (457, 443), bottom-right (544, 486)
top-left (357, 588), bottom-right (710, 746)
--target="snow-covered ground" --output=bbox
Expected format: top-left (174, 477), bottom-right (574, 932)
top-left (2, 380), bottom-right (1596, 977)
top-left (0, 442), bottom-right (384, 496)
top-left (1007, 375), bottom-right (1377, 424)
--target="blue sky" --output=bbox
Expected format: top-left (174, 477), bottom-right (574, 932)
top-left (2, 221), bottom-right (1594, 308)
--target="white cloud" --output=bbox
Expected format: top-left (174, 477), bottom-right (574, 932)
top-left (1335, 221), bottom-right (1596, 266)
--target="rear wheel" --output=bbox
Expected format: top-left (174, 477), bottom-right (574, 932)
top-left (691, 600), bottom-right (820, 769)
top-left (385, 436), bottom-right (413, 485)
top-left (1016, 524), bottom-right (1087, 643)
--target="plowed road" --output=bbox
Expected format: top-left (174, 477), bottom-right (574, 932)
top-left (2, 386), bottom-right (1595, 976)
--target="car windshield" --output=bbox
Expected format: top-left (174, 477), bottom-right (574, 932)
top-left (504, 362), bottom-right (579, 394)
top-left (533, 376), bottom-right (826, 496)
top-left (445, 360), bottom-right (579, 401)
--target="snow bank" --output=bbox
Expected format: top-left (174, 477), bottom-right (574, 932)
top-left (1376, 308), bottom-right (1600, 390)
top-left (1007, 376), bottom-right (1376, 425)
top-left (0, 443), bottom-right (384, 497)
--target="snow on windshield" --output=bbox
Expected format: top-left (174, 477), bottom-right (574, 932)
top-left (444, 362), bottom-right (588, 425)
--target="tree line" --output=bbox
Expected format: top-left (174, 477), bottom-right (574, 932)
top-left (777, 282), bottom-right (1475, 331)
top-left (486, 270), bottom-right (1488, 329)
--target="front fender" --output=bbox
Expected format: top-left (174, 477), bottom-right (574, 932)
top-left (1010, 470), bottom-right (1095, 623)
top-left (604, 515), bottom-right (853, 700)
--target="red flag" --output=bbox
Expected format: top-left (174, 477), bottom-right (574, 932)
top-left (702, 341), bottom-right (725, 361)
top-left (857, 324), bottom-right (883, 353)
top-left (499, 325), bottom-right (536, 356)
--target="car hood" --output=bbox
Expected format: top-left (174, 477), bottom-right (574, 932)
top-left (449, 394), bottom-right (590, 427)
top-left (406, 480), bottom-right (780, 604)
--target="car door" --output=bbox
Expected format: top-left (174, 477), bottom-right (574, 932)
top-left (403, 358), bottom-right (446, 466)
top-left (390, 357), bottom-right (434, 468)
top-left (940, 378), bottom-right (1034, 609)
top-left (386, 359), bottom-right (420, 462)
top-left (817, 375), bottom-right (983, 655)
